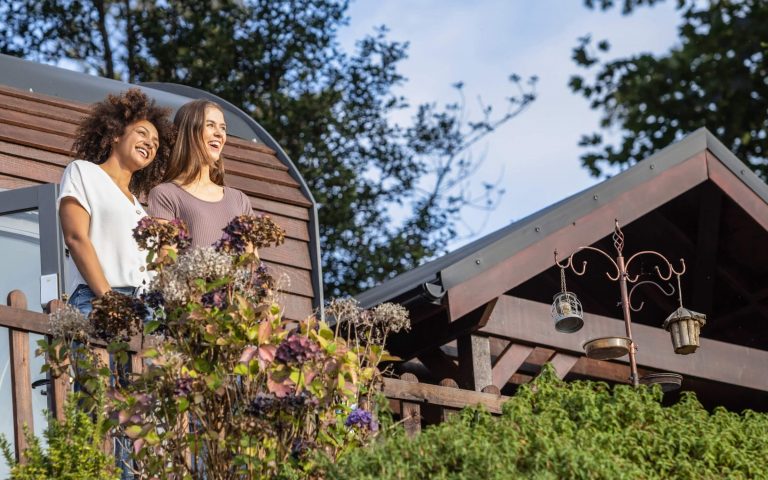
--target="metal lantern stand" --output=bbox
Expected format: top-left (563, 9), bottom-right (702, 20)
top-left (552, 220), bottom-right (701, 388)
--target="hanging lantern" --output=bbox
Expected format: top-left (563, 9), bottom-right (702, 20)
top-left (663, 307), bottom-right (706, 354)
top-left (551, 267), bottom-right (584, 333)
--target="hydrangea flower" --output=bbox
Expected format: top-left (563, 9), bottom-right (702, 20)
top-left (214, 214), bottom-right (285, 254)
top-left (133, 216), bottom-right (191, 253)
top-left (345, 408), bottom-right (378, 432)
top-left (275, 334), bottom-right (321, 365)
top-left (90, 291), bottom-right (148, 342)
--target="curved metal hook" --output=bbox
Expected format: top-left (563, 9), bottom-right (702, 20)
top-left (625, 250), bottom-right (685, 282)
top-left (627, 280), bottom-right (676, 312)
top-left (578, 246), bottom-right (621, 280)
top-left (555, 246), bottom-right (620, 280)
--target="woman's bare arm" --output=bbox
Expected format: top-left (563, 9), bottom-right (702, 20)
top-left (60, 197), bottom-right (111, 297)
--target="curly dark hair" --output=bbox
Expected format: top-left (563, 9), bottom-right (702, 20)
top-left (72, 88), bottom-right (175, 198)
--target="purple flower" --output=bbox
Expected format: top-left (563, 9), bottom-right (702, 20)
top-left (201, 288), bottom-right (228, 309)
top-left (275, 334), bottom-right (321, 365)
top-left (345, 408), bottom-right (378, 432)
top-left (174, 375), bottom-right (194, 397)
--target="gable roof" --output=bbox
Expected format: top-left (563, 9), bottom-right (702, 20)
top-left (357, 128), bottom-right (768, 322)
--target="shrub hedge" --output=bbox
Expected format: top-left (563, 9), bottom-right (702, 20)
top-left (326, 365), bottom-right (768, 479)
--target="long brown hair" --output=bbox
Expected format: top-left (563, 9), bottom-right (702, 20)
top-left (72, 88), bottom-right (174, 197)
top-left (162, 99), bottom-right (226, 186)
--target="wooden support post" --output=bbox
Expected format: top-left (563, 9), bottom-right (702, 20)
top-left (7, 290), bottom-right (33, 462)
top-left (438, 378), bottom-right (459, 422)
top-left (457, 334), bottom-right (492, 391)
top-left (399, 373), bottom-right (421, 437)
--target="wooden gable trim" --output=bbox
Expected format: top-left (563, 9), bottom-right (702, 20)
top-left (446, 151), bottom-right (710, 322)
top-left (706, 150), bottom-right (768, 231)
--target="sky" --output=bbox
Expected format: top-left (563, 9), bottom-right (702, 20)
top-left (338, 0), bottom-right (683, 251)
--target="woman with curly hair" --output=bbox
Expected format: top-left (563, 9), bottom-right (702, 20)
top-left (58, 88), bottom-right (174, 315)
top-left (147, 99), bottom-right (252, 247)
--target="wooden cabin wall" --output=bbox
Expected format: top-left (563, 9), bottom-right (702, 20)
top-left (0, 85), bottom-right (315, 320)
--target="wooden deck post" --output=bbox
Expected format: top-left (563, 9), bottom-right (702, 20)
top-left (399, 373), bottom-right (421, 437)
top-left (438, 378), bottom-right (459, 422)
top-left (46, 299), bottom-right (69, 422)
top-left (7, 290), bottom-right (33, 461)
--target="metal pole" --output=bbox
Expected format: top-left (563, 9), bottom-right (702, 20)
top-left (616, 255), bottom-right (640, 387)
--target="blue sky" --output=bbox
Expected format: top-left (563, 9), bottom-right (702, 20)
top-left (338, 1), bottom-right (682, 250)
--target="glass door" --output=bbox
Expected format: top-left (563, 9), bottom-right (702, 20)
top-left (0, 183), bottom-right (64, 475)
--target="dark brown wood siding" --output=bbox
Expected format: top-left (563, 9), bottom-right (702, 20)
top-left (0, 85), bottom-right (316, 321)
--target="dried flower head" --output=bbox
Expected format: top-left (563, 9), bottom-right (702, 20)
top-left (275, 334), bottom-right (322, 366)
top-left (49, 303), bottom-right (93, 342)
top-left (90, 291), bottom-right (147, 342)
top-left (214, 214), bottom-right (285, 254)
top-left (133, 216), bottom-right (191, 254)
top-left (150, 246), bottom-right (235, 303)
top-left (371, 303), bottom-right (411, 334)
top-left (244, 393), bottom-right (278, 417)
top-left (325, 297), bottom-right (363, 326)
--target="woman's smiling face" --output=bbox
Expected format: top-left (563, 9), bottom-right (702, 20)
top-left (113, 119), bottom-right (159, 171)
top-left (202, 106), bottom-right (227, 163)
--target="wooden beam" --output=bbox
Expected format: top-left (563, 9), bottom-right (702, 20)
top-left (388, 299), bottom-right (497, 360)
top-left (491, 343), bottom-right (533, 389)
top-left (457, 334), bottom-right (492, 391)
top-left (446, 152), bottom-right (709, 322)
top-left (480, 295), bottom-right (768, 392)
top-left (383, 377), bottom-right (509, 414)
top-left (549, 353), bottom-right (579, 380)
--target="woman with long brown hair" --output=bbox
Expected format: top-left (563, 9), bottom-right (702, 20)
top-left (59, 88), bottom-right (174, 314)
top-left (147, 100), bottom-right (252, 246)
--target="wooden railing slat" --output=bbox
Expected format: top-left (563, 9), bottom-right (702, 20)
top-left (9, 328), bottom-right (33, 461)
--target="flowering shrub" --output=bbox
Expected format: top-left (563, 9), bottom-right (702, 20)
top-left (39, 214), bottom-right (409, 479)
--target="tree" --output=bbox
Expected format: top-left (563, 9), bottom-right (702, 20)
top-left (0, 0), bottom-right (536, 296)
top-left (570, 0), bottom-right (768, 179)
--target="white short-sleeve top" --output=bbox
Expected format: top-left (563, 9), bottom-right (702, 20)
top-left (57, 160), bottom-right (151, 295)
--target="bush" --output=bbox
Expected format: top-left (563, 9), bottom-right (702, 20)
top-left (0, 391), bottom-right (120, 480)
top-left (326, 365), bottom-right (768, 479)
top-left (36, 215), bottom-right (409, 479)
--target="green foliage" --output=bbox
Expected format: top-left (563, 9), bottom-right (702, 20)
top-left (326, 365), bottom-right (768, 479)
top-left (0, 392), bottom-right (120, 480)
top-left (0, 0), bottom-right (536, 296)
top-left (571, 0), bottom-right (768, 179)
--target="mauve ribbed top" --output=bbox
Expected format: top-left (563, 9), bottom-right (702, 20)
top-left (147, 182), bottom-right (253, 248)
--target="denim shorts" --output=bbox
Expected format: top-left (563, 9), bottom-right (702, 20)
top-left (68, 284), bottom-right (139, 318)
